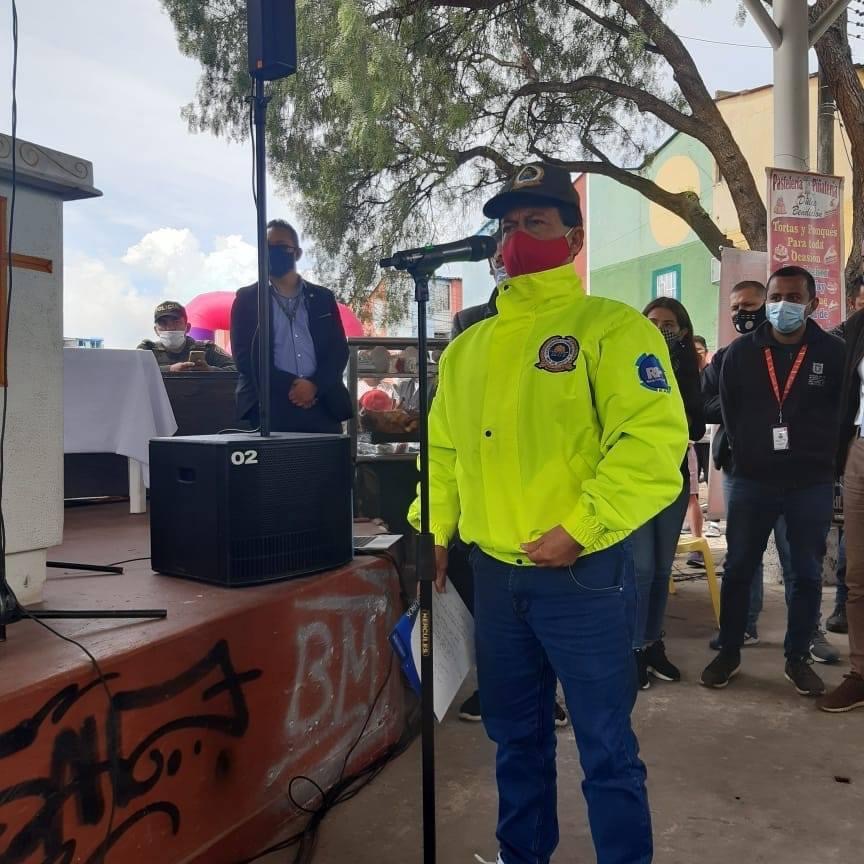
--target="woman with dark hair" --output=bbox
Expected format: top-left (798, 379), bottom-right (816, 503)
top-left (632, 297), bottom-right (705, 688)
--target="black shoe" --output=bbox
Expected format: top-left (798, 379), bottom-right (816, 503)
top-left (635, 650), bottom-right (650, 690)
top-left (644, 638), bottom-right (681, 682)
top-left (709, 631), bottom-right (759, 651)
top-left (785, 659), bottom-right (825, 697)
top-left (700, 649), bottom-right (741, 688)
top-left (458, 691), bottom-right (482, 722)
top-left (554, 702), bottom-right (569, 727)
top-left (810, 630), bottom-right (841, 665)
top-left (826, 605), bottom-right (848, 634)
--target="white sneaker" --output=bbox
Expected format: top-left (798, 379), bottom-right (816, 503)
top-left (474, 855), bottom-right (503, 864)
top-left (704, 523), bottom-right (722, 538)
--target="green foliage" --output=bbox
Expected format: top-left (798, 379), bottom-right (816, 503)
top-left (161, 1), bottom-right (679, 307)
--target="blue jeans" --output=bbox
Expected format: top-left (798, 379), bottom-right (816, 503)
top-left (722, 473), bottom-right (795, 634)
top-left (721, 477), bottom-right (832, 660)
top-left (472, 543), bottom-right (652, 864)
top-left (836, 531), bottom-right (848, 606)
top-left (631, 479), bottom-right (689, 648)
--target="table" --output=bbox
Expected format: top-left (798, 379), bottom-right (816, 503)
top-left (63, 348), bottom-right (177, 512)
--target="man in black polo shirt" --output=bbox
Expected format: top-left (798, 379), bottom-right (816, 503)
top-left (701, 266), bottom-right (844, 696)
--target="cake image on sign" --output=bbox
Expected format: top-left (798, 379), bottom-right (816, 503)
top-left (774, 243), bottom-right (790, 263)
top-left (824, 245), bottom-right (838, 264)
top-left (774, 196), bottom-right (787, 215)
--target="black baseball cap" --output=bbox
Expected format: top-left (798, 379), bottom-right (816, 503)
top-left (483, 162), bottom-right (582, 226)
top-left (154, 301), bottom-right (187, 322)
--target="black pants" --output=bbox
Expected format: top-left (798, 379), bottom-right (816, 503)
top-left (694, 442), bottom-right (710, 484)
top-left (448, 539), bottom-right (475, 615)
top-left (247, 399), bottom-right (342, 434)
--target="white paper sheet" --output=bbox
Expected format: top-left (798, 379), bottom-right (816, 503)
top-left (411, 588), bottom-right (475, 722)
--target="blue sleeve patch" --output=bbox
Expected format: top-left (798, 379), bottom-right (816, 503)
top-left (636, 353), bottom-right (671, 393)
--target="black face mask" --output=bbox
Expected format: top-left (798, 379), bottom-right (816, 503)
top-left (269, 245), bottom-right (295, 279)
top-left (732, 306), bottom-right (766, 335)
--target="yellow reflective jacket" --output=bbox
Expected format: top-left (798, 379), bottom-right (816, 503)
top-left (408, 263), bottom-right (689, 564)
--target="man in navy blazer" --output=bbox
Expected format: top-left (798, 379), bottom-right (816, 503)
top-left (230, 219), bottom-right (352, 433)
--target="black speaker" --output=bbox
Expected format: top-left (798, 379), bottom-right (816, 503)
top-left (150, 433), bottom-right (352, 587)
top-left (247, 0), bottom-right (297, 80)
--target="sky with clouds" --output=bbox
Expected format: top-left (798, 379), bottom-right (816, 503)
top-left (2, 1), bottom-right (860, 343)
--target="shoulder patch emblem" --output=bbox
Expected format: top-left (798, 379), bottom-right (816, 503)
top-left (535, 335), bottom-right (580, 373)
top-left (636, 353), bottom-right (671, 393)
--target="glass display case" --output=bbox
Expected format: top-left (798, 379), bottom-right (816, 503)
top-left (347, 337), bottom-right (448, 534)
top-left (347, 336), bottom-right (449, 463)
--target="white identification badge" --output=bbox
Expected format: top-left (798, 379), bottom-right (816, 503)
top-left (772, 425), bottom-right (790, 452)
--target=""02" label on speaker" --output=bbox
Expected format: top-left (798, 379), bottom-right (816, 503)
top-left (230, 450), bottom-right (259, 466)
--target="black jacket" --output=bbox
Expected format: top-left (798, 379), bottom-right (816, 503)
top-left (451, 288), bottom-right (498, 339)
top-left (720, 320), bottom-right (844, 488)
top-left (230, 280), bottom-right (352, 432)
top-left (670, 340), bottom-right (705, 445)
top-left (838, 309), bottom-right (864, 473)
top-left (702, 345), bottom-right (732, 472)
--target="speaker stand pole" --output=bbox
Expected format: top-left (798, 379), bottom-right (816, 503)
top-left (252, 74), bottom-right (272, 438)
top-left (408, 265), bottom-right (437, 864)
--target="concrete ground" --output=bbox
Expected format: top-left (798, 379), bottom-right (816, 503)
top-left (265, 571), bottom-right (863, 864)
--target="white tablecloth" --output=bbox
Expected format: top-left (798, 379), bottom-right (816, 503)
top-left (63, 348), bottom-right (177, 485)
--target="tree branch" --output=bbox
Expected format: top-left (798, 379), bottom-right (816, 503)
top-left (563, 0), bottom-right (660, 52)
top-left (528, 145), bottom-right (733, 259)
top-left (369, 0), bottom-right (506, 26)
top-left (512, 75), bottom-right (702, 138)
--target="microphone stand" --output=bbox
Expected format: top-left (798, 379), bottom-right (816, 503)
top-left (0, 566), bottom-right (166, 643)
top-left (407, 263), bottom-right (437, 864)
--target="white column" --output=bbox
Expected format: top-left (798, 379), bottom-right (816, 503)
top-left (773, 0), bottom-right (811, 171)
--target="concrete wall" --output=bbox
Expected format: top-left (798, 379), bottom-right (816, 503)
top-left (0, 135), bottom-right (100, 602)
top-left (0, 183), bottom-right (65, 600)
top-left (713, 72), bottom-right (863, 253)
top-left (587, 133), bottom-right (717, 344)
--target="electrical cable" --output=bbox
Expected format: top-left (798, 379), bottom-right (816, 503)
top-left (237, 653), bottom-right (417, 864)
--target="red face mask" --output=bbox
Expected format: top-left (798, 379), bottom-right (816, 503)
top-left (502, 229), bottom-right (574, 278)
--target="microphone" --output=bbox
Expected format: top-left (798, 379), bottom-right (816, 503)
top-left (380, 235), bottom-right (498, 271)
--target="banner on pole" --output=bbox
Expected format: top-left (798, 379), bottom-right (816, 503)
top-left (767, 168), bottom-right (845, 330)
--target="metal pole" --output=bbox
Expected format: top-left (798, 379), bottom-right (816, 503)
top-left (817, 64), bottom-right (835, 175)
top-left (773, 0), bottom-right (811, 171)
top-left (253, 76), bottom-right (272, 437)
top-left (411, 269), bottom-right (437, 864)
top-left (809, 0), bottom-right (852, 46)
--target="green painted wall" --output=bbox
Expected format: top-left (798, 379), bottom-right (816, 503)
top-left (590, 241), bottom-right (717, 346)
top-left (587, 133), bottom-right (720, 346)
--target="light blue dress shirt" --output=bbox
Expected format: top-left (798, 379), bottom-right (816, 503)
top-left (271, 282), bottom-right (317, 378)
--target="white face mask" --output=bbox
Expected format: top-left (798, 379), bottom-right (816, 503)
top-left (157, 330), bottom-right (187, 351)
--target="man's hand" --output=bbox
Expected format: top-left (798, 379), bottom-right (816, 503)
top-left (434, 545), bottom-right (448, 593)
top-left (168, 361), bottom-right (196, 373)
top-left (521, 526), bottom-right (583, 568)
top-left (290, 378), bottom-right (318, 408)
top-left (415, 545), bottom-right (449, 597)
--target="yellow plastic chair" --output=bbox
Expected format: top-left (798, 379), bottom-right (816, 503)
top-left (670, 537), bottom-right (721, 625)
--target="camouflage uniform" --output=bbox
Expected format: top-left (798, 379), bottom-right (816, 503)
top-left (137, 336), bottom-right (237, 371)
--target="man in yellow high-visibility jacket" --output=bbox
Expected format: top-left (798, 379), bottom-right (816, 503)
top-left (408, 163), bottom-right (688, 864)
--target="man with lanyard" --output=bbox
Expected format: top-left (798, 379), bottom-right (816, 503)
top-left (701, 266), bottom-right (844, 695)
top-left (230, 219), bottom-right (351, 433)
top-left (410, 163), bottom-right (688, 864)
top-left (702, 281), bottom-right (838, 663)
